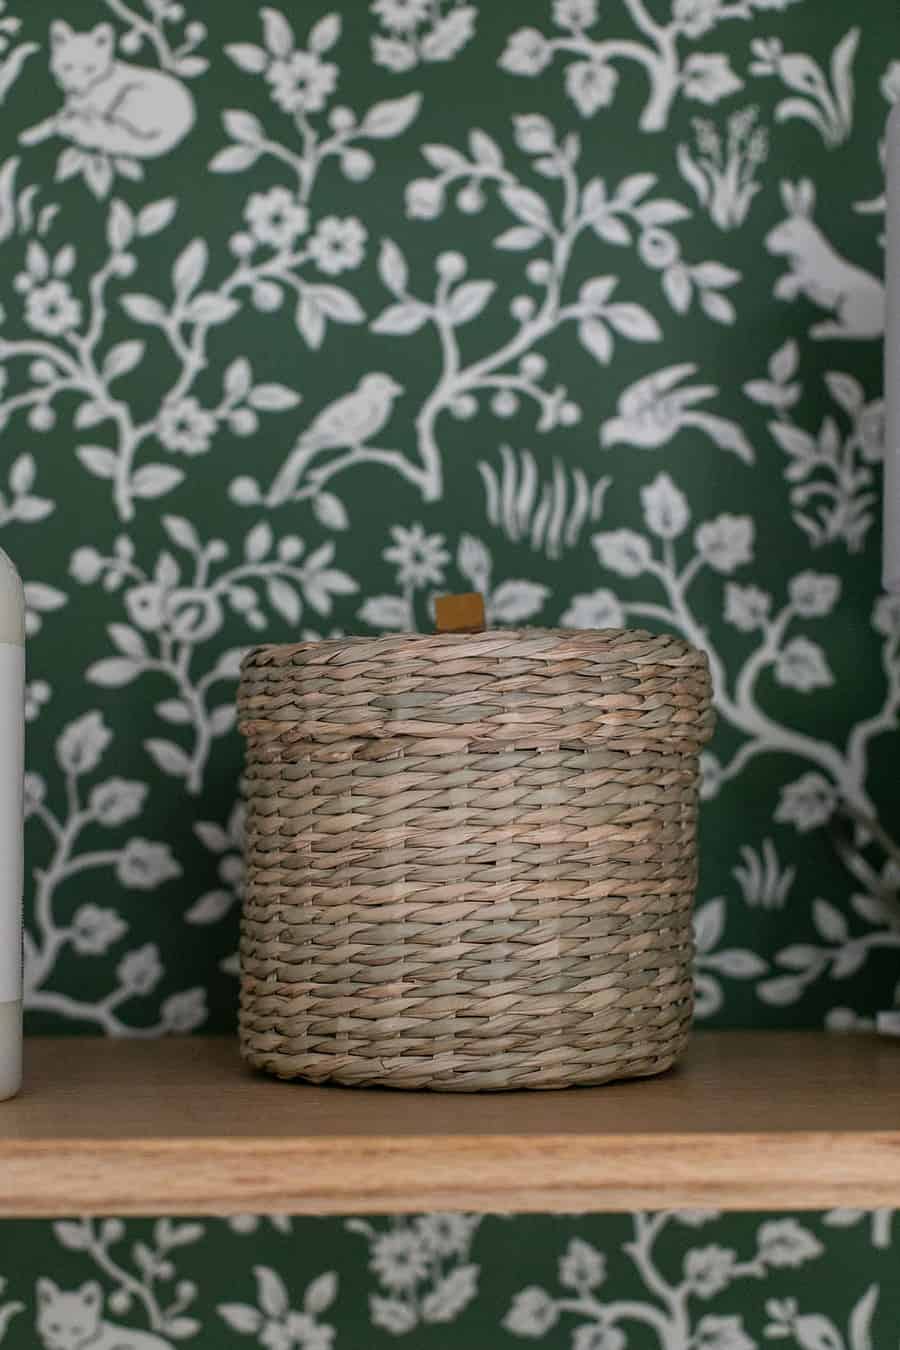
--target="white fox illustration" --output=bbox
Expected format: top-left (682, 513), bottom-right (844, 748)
top-left (20, 21), bottom-right (194, 159)
top-left (36, 1279), bottom-right (173, 1350)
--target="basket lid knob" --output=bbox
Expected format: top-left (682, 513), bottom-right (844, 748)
top-left (434, 592), bottom-right (486, 633)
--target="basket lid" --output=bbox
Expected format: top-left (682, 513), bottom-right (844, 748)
top-left (237, 627), bottom-right (715, 752)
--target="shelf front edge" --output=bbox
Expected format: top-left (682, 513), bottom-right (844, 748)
top-left (2, 1130), bottom-right (900, 1217)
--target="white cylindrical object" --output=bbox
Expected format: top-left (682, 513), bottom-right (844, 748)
top-left (884, 104), bottom-right (900, 592)
top-left (0, 548), bottom-right (24, 1099)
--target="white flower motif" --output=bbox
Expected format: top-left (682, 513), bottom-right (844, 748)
top-left (308, 216), bottom-right (367, 275)
top-left (559, 1238), bottom-right (606, 1291)
top-left (413, 1212), bottom-right (474, 1256)
top-left (370, 1229), bottom-right (429, 1291)
top-left (158, 397), bottom-right (216, 456)
top-left (89, 778), bottom-right (147, 826)
top-left (682, 53), bottom-right (743, 105)
top-left (116, 838), bottom-right (182, 890)
top-left (384, 523), bottom-right (449, 587)
top-left (244, 188), bottom-right (309, 250)
top-left (695, 515), bottom-right (754, 574)
top-left (774, 637), bottom-right (833, 693)
top-left (503, 1287), bottom-right (559, 1337)
top-left (25, 280), bottom-right (82, 336)
top-left (267, 50), bottom-right (337, 114)
top-left (372, 0), bottom-right (430, 31)
top-left (565, 61), bottom-right (618, 116)
top-left (684, 1245), bottom-right (737, 1298)
top-left (641, 472), bottom-right (690, 538)
top-left (553, 0), bottom-right (598, 28)
top-left (500, 28), bottom-right (552, 76)
top-left (774, 773), bottom-right (836, 832)
top-left (724, 583), bottom-right (771, 632)
top-left (756, 1218), bottom-right (824, 1268)
top-left (71, 904), bottom-right (127, 956)
top-left (116, 942), bottom-right (164, 995)
top-left (561, 590), bottom-right (624, 630)
top-left (788, 571), bottom-right (840, 618)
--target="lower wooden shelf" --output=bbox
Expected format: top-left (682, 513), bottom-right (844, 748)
top-left (0, 1032), bottom-right (897, 1216)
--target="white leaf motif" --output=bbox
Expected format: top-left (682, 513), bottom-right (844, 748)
top-left (226, 43), bottom-right (267, 73)
top-left (172, 239), bottom-right (208, 298)
top-left (378, 238), bottom-right (408, 295)
top-left (813, 898), bottom-right (849, 944)
top-left (309, 14), bottom-right (341, 54)
top-left (604, 302), bottom-right (661, 342)
top-left (304, 1271), bottom-right (338, 1315)
top-left (255, 1266), bottom-right (289, 1319)
top-left (261, 8), bottom-right (294, 58)
top-left (362, 93), bottom-right (422, 139)
top-left (422, 1266), bottom-right (478, 1323)
top-left (593, 529), bottom-right (652, 577)
top-left (694, 898), bottom-right (725, 954)
top-left (493, 226), bottom-right (543, 250)
top-left (371, 302), bottom-right (429, 335)
top-left (359, 595), bottom-right (409, 630)
top-left (641, 472), bottom-right (689, 538)
top-left (131, 465), bottom-right (184, 499)
top-left (500, 184), bottom-right (552, 230)
top-left (489, 579), bottom-right (548, 623)
top-left (448, 280), bottom-right (495, 325)
top-left (145, 739), bottom-right (192, 780)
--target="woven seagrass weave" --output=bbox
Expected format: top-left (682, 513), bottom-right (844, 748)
top-left (237, 628), bottom-right (715, 1091)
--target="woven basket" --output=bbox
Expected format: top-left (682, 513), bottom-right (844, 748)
top-left (237, 628), bottom-right (714, 1091)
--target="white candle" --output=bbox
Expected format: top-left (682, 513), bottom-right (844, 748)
top-left (0, 548), bottom-right (24, 1099)
top-left (885, 103), bottom-right (900, 592)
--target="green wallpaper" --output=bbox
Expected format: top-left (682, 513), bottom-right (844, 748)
top-left (0, 0), bottom-right (897, 1343)
top-left (1, 1211), bottom-right (898, 1348)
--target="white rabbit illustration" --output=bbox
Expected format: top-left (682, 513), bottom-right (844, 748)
top-left (766, 179), bottom-right (885, 340)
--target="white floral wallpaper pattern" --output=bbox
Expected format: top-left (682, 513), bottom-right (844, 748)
top-left (0, 0), bottom-right (897, 1342)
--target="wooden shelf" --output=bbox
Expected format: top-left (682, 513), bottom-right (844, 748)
top-left (1, 1032), bottom-right (897, 1216)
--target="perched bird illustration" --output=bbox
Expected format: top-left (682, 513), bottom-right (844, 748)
top-left (266, 372), bottom-right (404, 505)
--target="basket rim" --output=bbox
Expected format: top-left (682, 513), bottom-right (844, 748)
top-left (241, 626), bottom-right (708, 668)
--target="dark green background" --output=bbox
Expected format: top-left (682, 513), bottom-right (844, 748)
top-left (0, 0), bottom-right (897, 1344)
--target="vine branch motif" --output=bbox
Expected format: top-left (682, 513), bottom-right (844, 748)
top-left (500, 0), bottom-right (801, 133)
top-left (246, 114), bottom-right (737, 508)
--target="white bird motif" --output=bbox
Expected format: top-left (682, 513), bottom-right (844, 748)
top-left (601, 363), bottom-right (754, 463)
top-left (266, 372), bottom-right (404, 506)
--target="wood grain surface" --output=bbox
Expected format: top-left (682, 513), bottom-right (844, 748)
top-left (0, 1032), bottom-right (897, 1215)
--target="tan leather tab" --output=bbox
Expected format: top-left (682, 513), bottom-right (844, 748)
top-left (435, 592), bottom-right (486, 633)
